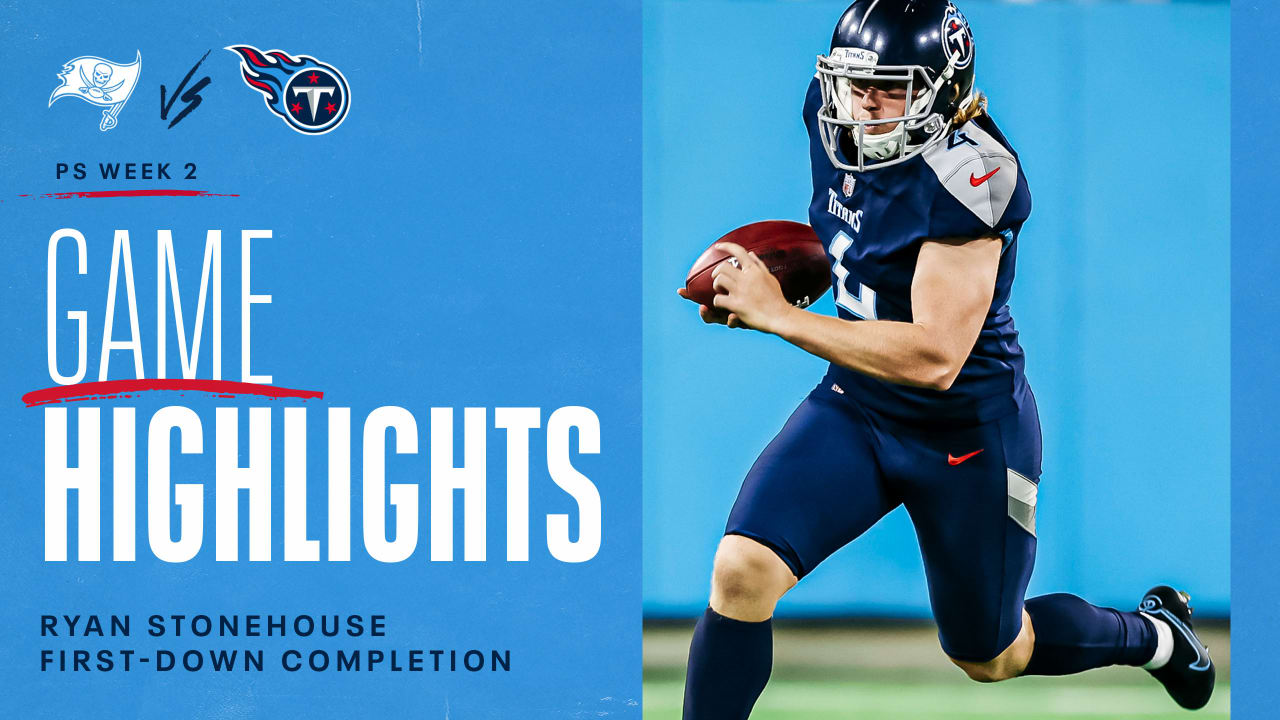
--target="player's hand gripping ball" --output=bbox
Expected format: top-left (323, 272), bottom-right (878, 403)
top-left (679, 221), bottom-right (831, 330)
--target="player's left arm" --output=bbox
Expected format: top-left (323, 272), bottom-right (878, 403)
top-left (706, 236), bottom-right (1001, 391)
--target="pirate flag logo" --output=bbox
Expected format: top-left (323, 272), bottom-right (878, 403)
top-left (48, 51), bottom-right (142, 131)
top-left (226, 45), bottom-right (350, 135)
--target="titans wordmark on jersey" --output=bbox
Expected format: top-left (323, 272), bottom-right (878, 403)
top-left (802, 77), bottom-right (1033, 423)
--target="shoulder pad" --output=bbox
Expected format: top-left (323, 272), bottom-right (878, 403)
top-left (922, 121), bottom-right (1019, 229)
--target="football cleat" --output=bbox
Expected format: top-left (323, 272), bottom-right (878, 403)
top-left (1138, 586), bottom-right (1215, 710)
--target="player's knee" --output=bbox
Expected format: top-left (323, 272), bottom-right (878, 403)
top-left (710, 557), bottom-right (764, 606)
top-left (710, 552), bottom-right (778, 605)
top-left (709, 536), bottom-right (796, 618)
top-left (948, 609), bottom-right (1035, 683)
top-left (948, 629), bottom-right (1033, 683)
top-left (949, 655), bottom-right (1018, 683)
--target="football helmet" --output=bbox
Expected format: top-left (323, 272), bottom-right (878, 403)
top-left (816, 0), bottom-right (977, 171)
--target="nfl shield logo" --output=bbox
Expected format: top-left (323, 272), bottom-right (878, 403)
top-left (842, 173), bottom-right (855, 198)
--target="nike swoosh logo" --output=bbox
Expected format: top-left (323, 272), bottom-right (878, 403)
top-left (1145, 602), bottom-right (1212, 672)
top-left (969, 167), bottom-right (1000, 186)
top-left (947, 449), bottom-right (984, 465)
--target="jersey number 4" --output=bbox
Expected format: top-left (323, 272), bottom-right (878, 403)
top-left (829, 231), bottom-right (878, 320)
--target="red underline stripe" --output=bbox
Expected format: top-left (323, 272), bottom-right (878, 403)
top-left (14, 189), bottom-right (239, 200)
top-left (22, 380), bottom-right (323, 407)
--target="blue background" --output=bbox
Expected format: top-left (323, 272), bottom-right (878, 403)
top-left (644, 0), bottom-right (1230, 618)
top-left (1231, 3), bottom-right (1275, 717)
top-left (0, 1), bottom-right (640, 718)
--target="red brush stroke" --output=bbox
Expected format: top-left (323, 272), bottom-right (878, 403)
top-left (23, 380), bottom-right (323, 408)
top-left (15, 189), bottom-right (238, 200)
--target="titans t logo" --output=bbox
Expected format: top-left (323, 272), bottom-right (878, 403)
top-left (226, 45), bottom-right (350, 135)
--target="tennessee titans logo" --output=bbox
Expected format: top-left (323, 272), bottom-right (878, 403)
top-left (941, 3), bottom-right (974, 70)
top-left (226, 45), bottom-right (350, 134)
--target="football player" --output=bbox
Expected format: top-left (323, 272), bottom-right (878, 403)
top-left (677, 1), bottom-right (1216, 717)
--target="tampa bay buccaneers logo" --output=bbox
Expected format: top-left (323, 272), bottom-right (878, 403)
top-left (226, 45), bottom-right (350, 135)
top-left (941, 3), bottom-right (974, 70)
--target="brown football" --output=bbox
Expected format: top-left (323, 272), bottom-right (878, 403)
top-left (684, 221), bottom-right (831, 309)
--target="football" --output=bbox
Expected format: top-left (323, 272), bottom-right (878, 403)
top-left (683, 221), bottom-right (831, 309)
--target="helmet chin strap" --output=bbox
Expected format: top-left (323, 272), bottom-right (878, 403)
top-left (857, 126), bottom-right (905, 160)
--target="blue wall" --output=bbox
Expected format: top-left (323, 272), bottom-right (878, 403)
top-left (643, 0), bottom-right (1229, 617)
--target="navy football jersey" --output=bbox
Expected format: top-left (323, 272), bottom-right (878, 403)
top-left (803, 77), bottom-right (1032, 423)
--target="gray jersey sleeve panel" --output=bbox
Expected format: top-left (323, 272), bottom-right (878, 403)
top-left (923, 121), bottom-right (1018, 229)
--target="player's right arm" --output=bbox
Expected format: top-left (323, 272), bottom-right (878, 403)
top-left (704, 236), bottom-right (1000, 391)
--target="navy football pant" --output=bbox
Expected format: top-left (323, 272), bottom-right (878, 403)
top-left (724, 380), bottom-right (1041, 661)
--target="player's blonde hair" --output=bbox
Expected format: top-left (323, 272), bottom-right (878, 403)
top-left (952, 91), bottom-right (988, 124)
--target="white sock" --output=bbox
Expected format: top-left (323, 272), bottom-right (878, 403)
top-left (1141, 613), bottom-right (1174, 670)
